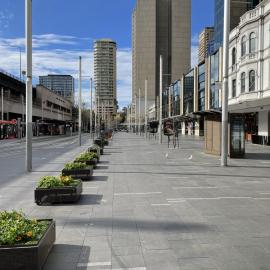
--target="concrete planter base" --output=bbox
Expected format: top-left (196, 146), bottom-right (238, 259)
top-left (35, 181), bottom-right (82, 205)
top-left (0, 220), bottom-right (56, 270)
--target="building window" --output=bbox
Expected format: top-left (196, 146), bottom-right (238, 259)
top-left (249, 32), bottom-right (256, 53)
top-left (241, 36), bottom-right (246, 56)
top-left (232, 79), bottom-right (236, 97)
top-left (241, 72), bottom-right (245, 93)
top-left (232, 47), bottom-right (236, 65)
top-left (249, 70), bottom-right (255, 91)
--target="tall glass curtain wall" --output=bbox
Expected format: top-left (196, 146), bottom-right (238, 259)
top-left (162, 88), bottom-right (169, 119)
top-left (210, 51), bottom-right (220, 109)
top-left (198, 63), bottom-right (205, 111)
top-left (214, 0), bottom-right (224, 50)
top-left (172, 81), bottom-right (180, 116)
top-left (183, 70), bottom-right (194, 115)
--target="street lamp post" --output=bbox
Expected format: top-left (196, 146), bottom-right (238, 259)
top-left (90, 78), bottom-right (93, 139)
top-left (78, 56), bottom-right (82, 146)
top-left (159, 55), bottom-right (163, 144)
top-left (145, 79), bottom-right (148, 139)
top-left (25, 0), bottom-right (32, 172)
top-left (139, 88), bottom-right (141, 136)
top-left (129, 105), bottom-right (132, 132)
top-left (221, 0), bottom-right (230, 167)
top-left (1, 87), bottom-right (3, 120)
top-left (19, 47), bottom-right (22, 81)
top-left (135, 94), bottom-right (137, 134)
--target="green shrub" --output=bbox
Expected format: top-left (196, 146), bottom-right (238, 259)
top-left (89, 144), bottom-right (100, 151)
top-left (75, 152), bottom-right (97, 163)
top-left (64, 162), bottom-right (87, 170)
top-left (0, 211), bottom-right (50, 246)
top-left (37, 175), bottom-right (80, 189)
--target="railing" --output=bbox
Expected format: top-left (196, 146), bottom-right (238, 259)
top-left (240, 6), bottom-right (259, 26)
top-left (0, 68), bottom-right (24, 83)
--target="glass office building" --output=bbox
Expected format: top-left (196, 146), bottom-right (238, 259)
top-left (214, 0), bottom-right (262, 50)
top-left (198, 63), bottom-right (206, 112)
top-left (210, 51), bottom-right (220, 109)
top-left (183, 70), bottom-right (194, 115)
top-left (39, 75), bottom-right (74, 103)
top-left (172, 81), bottom-right (181, 116)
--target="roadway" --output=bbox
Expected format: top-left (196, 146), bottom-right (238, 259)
top-left (0, 134), bottom-right (92, 188)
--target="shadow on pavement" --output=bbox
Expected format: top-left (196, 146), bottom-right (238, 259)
top-left (90, 175), bottom-right (108, 181)
top-left (244, 153), bottom-right (270, 160)
top-left (99, 160), bottom-right (109, 164)
top-left (44, 244), bottom-right (90, 270)
top-left (64, 217), bottom-right (212, 233)
top-left (96, 165), bottom-right (109, 170)
top-left (100, 171), bottom-right (270, 179)
top-left (78, 194), bottom-right (103, 205)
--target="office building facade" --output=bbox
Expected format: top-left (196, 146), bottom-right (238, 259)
top-left (94, 39), bottom-right (117, 120)
top-left (39, 75), bottom-right (74, 103)
top-left (132, 0), bottom-right (191, 114)
top-left (214, 0), bottom-right (262, 50)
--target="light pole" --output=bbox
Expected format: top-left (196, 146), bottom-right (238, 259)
top-left (1, 87), bottom-right (4, 121)
top-left (221, 0), bottom-right (230, 167)
top-left (90, 78), bottom-right (93, 138)
top-left (145, 79), bottom-right (148, 139)
top-left (168, 85), bottom-right (172, 118)
top-left (25, 0), bottom-right (32, 172)
top-left (78, 56), bottom-right (82, 146)
top-left (129, 105), bottom-right (131, 131)
top-left (135, 94), bottom-right (137, 134)
top-left (159, 55), bottom-right (163, 144)
top-left (139, 88), bottom-right (141, 136)
top-left (19, 47), bottom-right (22, 81)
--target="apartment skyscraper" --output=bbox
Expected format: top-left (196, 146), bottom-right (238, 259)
top-left (214, 0), bottom-right (262, 49)
top-left (132, 0), bottom-right (191, 107)
top-left (198, 27), bottom-right (214, 63)
top-left (94, 39), bottom-right (117, 119)
top-left (39, 74), bottom-right (74, 103)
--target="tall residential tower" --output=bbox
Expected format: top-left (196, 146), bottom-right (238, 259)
top-left (94, 39), bottom-right (117, 120)
top-left (198, 27), bottom-right (214, 63)
top-left (132, 0), bottom-right (191, 107)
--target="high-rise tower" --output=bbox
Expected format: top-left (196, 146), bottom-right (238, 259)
top-left (94, 39), bottom-right (117, 120)
top-left (132, 0), bottom-right (191, 107)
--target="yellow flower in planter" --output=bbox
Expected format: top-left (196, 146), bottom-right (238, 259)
top-left (26, 231), bottom-right (33, 238)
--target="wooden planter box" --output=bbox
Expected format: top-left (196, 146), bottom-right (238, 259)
top-left (74, 159), bottom-right (97, 169)
top-left (35, 181), bottom-right (83, 205)
top-left (62, 166), bottom-right (93, 181)
top-left (0, 219), bottom-right (55, 270)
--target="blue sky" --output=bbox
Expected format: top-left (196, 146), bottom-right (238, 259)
top-left (0, 0), bottom-right (214, 108)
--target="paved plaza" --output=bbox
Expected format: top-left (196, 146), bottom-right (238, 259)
top-left (1, 133), bottom-right (270, 269)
